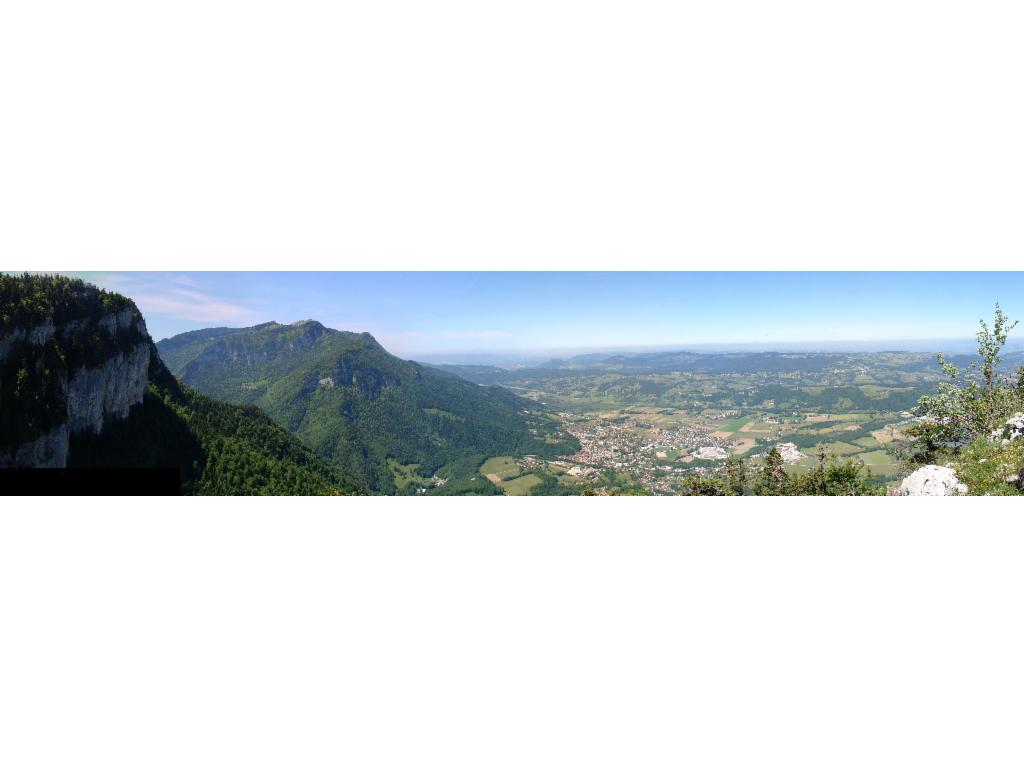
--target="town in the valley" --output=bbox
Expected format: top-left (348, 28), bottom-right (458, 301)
top-left (459, 352), bottom-right (931, 495)
top-left (479, 406), bottom-right (916, 495)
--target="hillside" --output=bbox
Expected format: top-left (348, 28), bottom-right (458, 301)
top-left (157, 321), bottom-right (578, 493)
top-left (68, 348), bottom-right (362, 495)
top-left (1, 274), bottom-right (359, 495)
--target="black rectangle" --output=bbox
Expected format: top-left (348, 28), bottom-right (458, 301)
top-left (0, 468), bottom-right (181, 496)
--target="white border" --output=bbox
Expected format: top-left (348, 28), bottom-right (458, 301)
top-left (4, 496), bottom-right (1024, 767)
top-left (3, 3), bottom-right (1023, 272)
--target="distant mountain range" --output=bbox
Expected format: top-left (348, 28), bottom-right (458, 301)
top-left (431, 348), bottom-right (1024, 382)
top-left (157, 321), bottom-right (577, 493)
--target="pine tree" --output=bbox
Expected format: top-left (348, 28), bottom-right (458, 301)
top-left (725, 456), bottom-right (747, 496)
top-left (757, 446), bottom-right (787, 495)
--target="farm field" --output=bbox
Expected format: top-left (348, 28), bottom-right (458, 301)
top-left (388, 459), bottom-right (427, 490)
top-left (716, 416), bottom-right (750, 432)
top-left (479, 456), bottom-right (548, 495)
top-left (502, 474), bottom-right (542, 495)
top-left (858, 449), bottom-right (900, 476)
top-left (479, 456), bottom-right (520, 482)
top-left (435, 349), bottom-right (941, 495)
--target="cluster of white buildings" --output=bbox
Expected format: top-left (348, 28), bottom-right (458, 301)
top-left (560, 417), bottom-right (739, 493)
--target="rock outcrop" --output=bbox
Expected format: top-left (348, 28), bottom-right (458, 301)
top-left (0, 317), bottom-right (57, 362)
top-left (990, 413), bottom-right (1024, 445)
top-left (896, 465), bottom-right (968, 496)
top-left (0, 426), bottom-right (69, 468)
top-left (0, 309), bottom-right (150, 468)
top-left (65, 342), bottom-right (150, 434)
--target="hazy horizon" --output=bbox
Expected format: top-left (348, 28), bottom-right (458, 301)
top-left (59, 271), bottom-right (1024, 357)
top-left (411, 338), bottom-right (1024, 367)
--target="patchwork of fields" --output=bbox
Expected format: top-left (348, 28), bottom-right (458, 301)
top-left (456, 352), bottom-right (936, 493)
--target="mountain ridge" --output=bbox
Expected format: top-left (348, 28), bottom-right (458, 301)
top-left (157, 320), bottom-right (578, 493)
top-left (0, 274), bottom-right (361, 494)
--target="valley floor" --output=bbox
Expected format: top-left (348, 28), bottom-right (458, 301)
top-left (473, 392), bottom-right (918, 496)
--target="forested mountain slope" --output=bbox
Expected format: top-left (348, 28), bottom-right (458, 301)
top-left (157, 321), bottom-right (578, 492)
top-left (1, 274), bottom-right (360, 495)
top-left (70, 349), bottom-right (362, 495)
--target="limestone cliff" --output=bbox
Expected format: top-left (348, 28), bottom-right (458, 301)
top-left (0, 305), bottom-right (150, 468)
top-left (65, 341), bottom-right (150, 434)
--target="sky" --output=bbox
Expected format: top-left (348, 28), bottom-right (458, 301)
top-left (68, 272), bottom-right (1024, 358)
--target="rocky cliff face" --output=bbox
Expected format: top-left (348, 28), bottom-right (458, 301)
top-left (181, 320), bottom-right (330, 372)
top-left (65, 342), bottom-right (150, 434)
top-left (0, 426), bottom-right (70, 468)
top-left (0, 308), bottom-right (150, 468)
top-left (0, 317), bottom-right (57, 361)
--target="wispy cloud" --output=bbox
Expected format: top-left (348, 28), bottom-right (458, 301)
top-left (131, 285), bottom-right (260, 325)
top-left (376, 329), bottom-right (513, 343)
top-left (68, 272), bottom-right (260, 326)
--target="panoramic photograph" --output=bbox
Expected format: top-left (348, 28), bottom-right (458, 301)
top-left (2, 271), bottom-right (1023, 496)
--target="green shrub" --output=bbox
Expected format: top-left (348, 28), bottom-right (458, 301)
top-left (948, 439), bottom-right (1024, 496)
top-left (911, 304), bottom-right (1024, 450)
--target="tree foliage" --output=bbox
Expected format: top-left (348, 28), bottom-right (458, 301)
top-left (0, 272), bottom-right (131, 334)
top-left (157, 321), bottom-right (579, 493)
top-left (1, 274), bottom-right (146, 449)
top-left (679, 449), bottom-right (880, 496)
top-left (910, 304), bottom-right (1024, 453)
top-left (69, 349), bottom-right (361, 495)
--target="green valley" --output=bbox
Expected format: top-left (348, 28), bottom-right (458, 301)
top-left (156, 321), bottom-right (578, 493)
top-left (431, 347), bottom-right (1024, 495)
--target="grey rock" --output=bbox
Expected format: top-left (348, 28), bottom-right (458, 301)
top-left (66, 343), bottom-right (150, 434)
top-left (0, 425), bottom-right (68, 469)
top-left (98, 307), bottom-right (140, 336)
top-left (1010, 468), bottom-right (1024, 491)
top-left (2, 310), bottom-right (150, 466)
top-left (990, 413), bottom-right (1024, 446)
top-left (896, 465), bottom-right (968, 496)
top-left (0, 317), bottom-right (56, 362)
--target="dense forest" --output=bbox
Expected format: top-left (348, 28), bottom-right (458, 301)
top-left (0, 274), bottom-right (148, 449)
top-left (0, 272), bottom-right (132, 334)
top-left (69, 349), bottom-right (362, 495)
top-left (1, 335), bottom-right (68, 449)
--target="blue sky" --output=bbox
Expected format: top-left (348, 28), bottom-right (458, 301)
top-left (69, 272), bottom-right (1024, 356)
